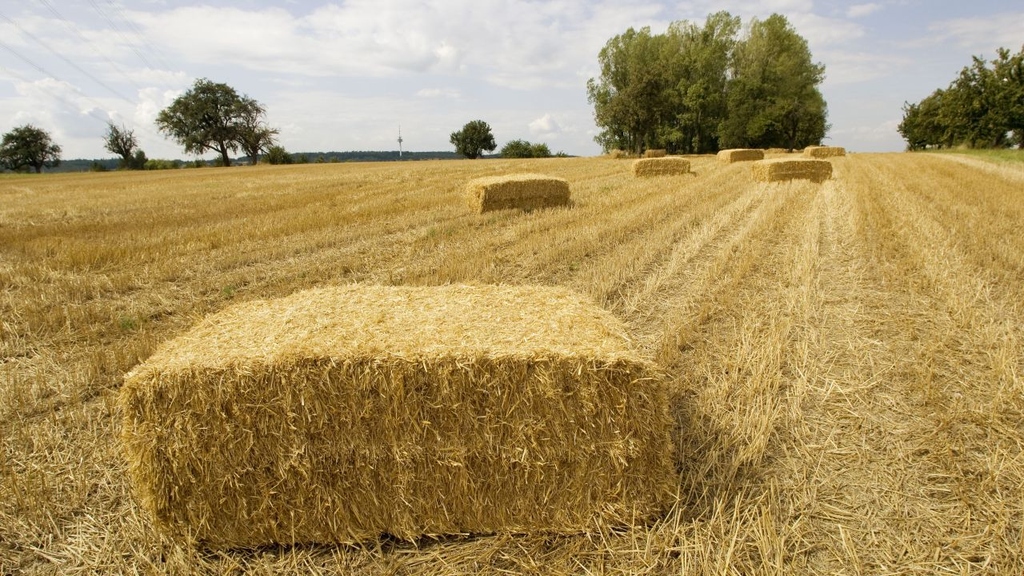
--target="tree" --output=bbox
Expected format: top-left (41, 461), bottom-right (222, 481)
top-left (898, 45), bottom-right (1024, 150)
top-left (156, 78), bottom-right (277, 167)
top-left (450, 120), bottom-right (496, 159)
top-left (0, 124), bottom-right (61, 173)
top-left (236, 96), bottom-right (279, 165)
top-left (530, 142), bottom-right (552, 157)
top-left (587, 27), bottom-right (677, 154)
top-left (103, 123), bottom-right (147, 169)
top-left (501, 139), bottom-right (533, 158)
top-left (263, 145), bottom-right (293, 165)
top-left (719, 14), bottom-right (828, 150)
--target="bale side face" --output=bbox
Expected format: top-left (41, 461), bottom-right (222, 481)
top-left (716, 149), bottom-right (765, 163)
top-left (466, 173), bottom-right (570, 213)
top-left (751, 158), bottom-right (833, 183)
top-left (643, 149), bottom-right (666, 158)
top-left (631, 157), bottom-right (690, 177)
top-left (121, 285), bottom-right (675, 548)
top-left (803, 146), bottom-right (846, 158)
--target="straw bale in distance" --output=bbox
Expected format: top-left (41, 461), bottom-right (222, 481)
top-left (465, 173), bottom-right (570, 213)
top-left (120, 284), bottom-right (676, 548)
top-left (643, 149), bottom-right (666, 158)
top-left (717, 149), bottom-right (764, 163)
top-left (803, 145), bottom-right (846, 158)
top-left (607, 149), bottom-right (629, 159)
top-left (631, 157), bottom-right (690, 177)
top-left (751, 158), bottom-right (832, 183)
top-left (764, 147), bottom-right (790, 154)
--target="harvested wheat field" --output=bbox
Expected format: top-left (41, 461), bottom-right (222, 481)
top-left (2, 153), bottom-right (1023, 574)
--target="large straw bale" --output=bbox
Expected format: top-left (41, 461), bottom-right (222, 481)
top-left (643, 149), bottom-right (667, 158)
top-left (120, 284), bottom-right (676, 548)
top-left (631, 157), bottom-right (690, 177)
top-left (803, 145), bottom-right (846, 158)
top-left (466, 173), bottom-right (570, 213)
top-left (751, 158), bottom-right (832, 183)
top-left (717, 149), bottom-right (764, 163)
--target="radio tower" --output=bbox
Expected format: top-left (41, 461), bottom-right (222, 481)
top-left (397, 125), bottom-right (403, 158)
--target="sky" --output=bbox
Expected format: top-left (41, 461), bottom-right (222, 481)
top-left (1, 0), bottom-right (1022, 160)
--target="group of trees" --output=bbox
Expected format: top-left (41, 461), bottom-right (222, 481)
top-left (586, 12), bottom-right (828, 155)
top-left (449, 120), bottom-right (559, 159)
top-left (0, 125), bottom-right (62, 173)
top-left (898, 45), bottom-right (1024, 150)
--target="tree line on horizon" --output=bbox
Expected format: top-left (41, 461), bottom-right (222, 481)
top-left (586, 12), bottom-right (829, 155)
top-left (898, 45), bottom-right (1024, 150)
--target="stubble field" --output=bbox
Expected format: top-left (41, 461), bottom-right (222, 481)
top-left (1, 153), bottom-right (1023, 574)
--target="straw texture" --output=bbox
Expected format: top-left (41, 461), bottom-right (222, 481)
top-left (751, 158), bottom-right (833, 183)
top-left (717, 149), bottom-right (765, 163)
top-left (643, 149), bottom-right (667, 158)
top-left (465, 173), bottom-right (570, 213)
top-left (803, 146), bottom-right (846, 158)
top-left (631, 158), bottom-right (690, 177)
top-left (120, 285), bottom-right (675, 548)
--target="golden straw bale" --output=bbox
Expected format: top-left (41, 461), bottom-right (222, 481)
top-left (120, 284), bottom-right (676, 548)
top-left (717, 149), bottom-right (765, 163)
top-left (631, 157), bottom-right (690, 177)
top-left (607, 149), bottom-right (629, 159)
top-left (803, 145), bottom-right (846, 158)
top-left (643, 149), bottom-right (667, 158)
top-left (764, 148), bottom-right (790, 154)
top-left (465, 173), bottom-right (570, 213)
top-left (751, 158), bottom-right (833, 183)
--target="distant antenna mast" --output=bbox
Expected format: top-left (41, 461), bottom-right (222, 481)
top-left (397, 125), bottom-right (403, 158)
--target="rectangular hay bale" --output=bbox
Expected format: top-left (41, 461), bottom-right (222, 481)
top-left (751, 158), bottom-right (833, 183)
top-left (643, 149), bottom-right (667, 158)
top-left (120, 285), bottom-right (676, 548)
top-left (465, 173), bottom-right (570, 213)
top-left (631, 157), bottom-right (690, 177)
top-left (717, 149), bottom-right (765, 163)
top-left (803, 145), bottom-right (846, 158)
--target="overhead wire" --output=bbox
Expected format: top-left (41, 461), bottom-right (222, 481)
top-left (35, 0), bottom-right (144, 95)
top-left (0, 10), bottom-right (135, 104)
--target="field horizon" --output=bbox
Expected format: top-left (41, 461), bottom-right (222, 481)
top-left (2, 153), bottom-right (1023, 574)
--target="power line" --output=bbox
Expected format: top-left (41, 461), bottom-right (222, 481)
top-left (86, 0), bottom-right (155, 71)
top-left (35, 0), bottom-right (143, 95)
top-left (0, 10), bottom-right (135, 104)
top-left (102, 0), bottom-right (174, 71)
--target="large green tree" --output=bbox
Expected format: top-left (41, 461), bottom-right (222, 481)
top-left (156, 79), bottom-right (277, 167)
top-left (0, 124), bottom-right (61, 173)
top-left (899, 45), bottom-right (1024, 150)
top-left (450, 120), bottom-right (496, 159)
top-left (587, 12), bottom-right (827, 154)
top-left (587, 26), bottom-right (677, 155)
top-left (719, 14), bottom-right (828, 150)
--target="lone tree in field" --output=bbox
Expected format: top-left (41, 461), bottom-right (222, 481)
top-left (156, 78), bottom-right (277, 167)
top-left (0, 124), bottom-right (62, 173)
top-left (450, 120), bottom-right (496, 159)
top-left (501, 139), bottom-right (553, 158)
top-left (103, 123), bottom-right (147, 169)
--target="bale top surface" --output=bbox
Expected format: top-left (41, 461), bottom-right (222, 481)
top-left (131, 285), bottom-right (639, 375)
top-left (466, 173), bottom-right (568, 189)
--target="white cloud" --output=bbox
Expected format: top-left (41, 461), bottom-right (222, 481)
top-left (928, 13), bottom-right (1024, 53)
top-left (416, 88), bottom-right (461, 99)
top-left (529, 114), bottom-right (562, 139)
top-left (846, 3), bottom-right (882, 19)
top-left (818, 50), bottom-right (913, 85)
